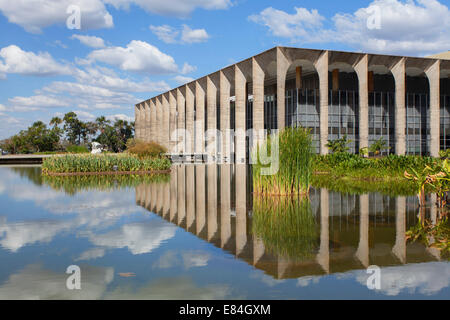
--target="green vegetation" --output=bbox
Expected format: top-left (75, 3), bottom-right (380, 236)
top-left (65, 145), bottom-right (90, 154)
top-left (126, 139), bottom-right (167, 159)
top-left (406, 217), bottom-right (449, 257)
top-left (0, 112), bottom-right (134, 154)
top-left (253, 127), bottom-right (314, 195)
top-left (252, 196), bottom-right (318, 261)
top-left (43, 173), bottom-right (169, 195)
top-left (42, 154), bottom-right (171, 175)
top-left (326, 134), bottom-right (352, 153)
top-left (369, 137), bottom-right (390, 156)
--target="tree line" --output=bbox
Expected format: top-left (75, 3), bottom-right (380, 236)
top-left (0, 112), bottom-right (134, 154)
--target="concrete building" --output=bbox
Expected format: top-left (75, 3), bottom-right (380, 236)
top-left (135, 47), bottom-right (450, 161)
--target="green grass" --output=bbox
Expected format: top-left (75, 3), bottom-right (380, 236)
top-left (65, 145), bottom-right (90, 153)
top-left (253, 127), bottom-right (314, 195)
top-left (42, 154), bottom-right (171, 174)
top-left (252, 196), bottom-right (318, 261)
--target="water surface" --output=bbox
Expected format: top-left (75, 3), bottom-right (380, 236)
top-left (0, 165), bottom-right (448, 299)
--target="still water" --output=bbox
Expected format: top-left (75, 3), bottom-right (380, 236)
top-left (0, 165), bottom-right (449, 299)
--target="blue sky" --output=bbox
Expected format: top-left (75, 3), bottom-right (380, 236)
top-left (0, 0), bottom-right (449, 139)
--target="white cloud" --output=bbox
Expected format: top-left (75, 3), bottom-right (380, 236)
top-left (71, 34), bottom-right (105, 48)
top-left (173, 75), bottom-right (194, 85)
top-left (106, 114), bottom-right (134, 122)
top-left (8, 95), bottom-right (69, 111)
top-left (150, 25), bottom-right (179, 44)
top-left (151, 24), bottom-right (210, 44)
top-left (87, 40), bottom-right (178, 74)
top-left (104, 0), bottom-right (231, 18)
top-left (181, 25), bottom-right (210, 43)
top-left (74, 110), bottom-right (96, 121)
top-left (0, 45), bottom-right (73, 77)
top-left (0, 0), bottom-right (113, 33)
top-left (249, 0), bottom-right (450, 56)
top-left (76, 248), bottom-right (106, 261)
top-left (181, 63), bottom-right (196, 75)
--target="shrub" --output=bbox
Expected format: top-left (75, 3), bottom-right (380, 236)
top-left (127, 140), bottom-right (167, 159)
top-left (66, 145), bottom-right (89, 153)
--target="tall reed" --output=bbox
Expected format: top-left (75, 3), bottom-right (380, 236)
top-left (252, 127), bottom-right (314, 195)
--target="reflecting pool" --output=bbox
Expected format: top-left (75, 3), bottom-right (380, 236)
top-left (0, 165), bottom-right (449, 299)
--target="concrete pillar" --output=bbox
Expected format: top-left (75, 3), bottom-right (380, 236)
top-left (220, 164), bottom-right (231, 248)
top-left (317, 188), bottom-right (330, 273)
top-left (134, 105), bottom-right (140, 140)
top-left (170, 166), bottom-right (177, 223)
top-left (151, 179), bottom-right (157, 212)
top-left (235, 65), bottom-right (247, 164)
top-left (427, 193), bottom-right (441, 260)
top-left (185, 84), bottom-right (195, 155)
top-left (355, 194), bottom-right (370, 268)
top-left (315, 51), bottom-right (329, 155)
top-left (277, 256), bottom-right (290, 279)
top-left (391, 58), bottom-right (406, 155)
top-left (186, 165), bottom-right (195, 232)
top-left (150, 99), bottom-right (157, 143)
top-left (195, 80), bottom-right (206, 155)
top-left (355, 55), bottom-right (369, 152)
top-left (207, 164), bottom-right (218, 241)
top-left (163, 181), bottom-right (170, 219)
top-left (252, 57), bottom-right (265, 150)
top-left (196, 164), bottom-right (206, 235)
top-left (426, 60), bottom-right (441, 157)
top-left (145, 100), bottom-right (151, 142)
top-left (169, 91), bottom-right (177, 154)
top-left (392, 196), bottom-right (406, 263)
top-left (177, 88), bottom-right (186, 154)
top-left (206, 75), bottom-right (218, 161)
top-left (220, 71), bottom-right (231, 163)
top-left (235, 164), bottom-right (247, 256)
top-left (253, 237), bottom-right (265, 266)
top-left (156, 181), bottom-right (163, 215)
top-left (177, 165), bottom-right (186, 226)
top-left (162, 94), bottom-right (170, 150)
top-left (156, 96), bottom-right (163, 146)
top-left (277, 48), bottom-right (290, 130)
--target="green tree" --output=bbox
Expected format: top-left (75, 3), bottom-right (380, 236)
top-left (63, 112), bottom-right (85, 145)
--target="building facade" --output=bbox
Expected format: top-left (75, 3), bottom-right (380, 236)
top-left (135, 47), bottom-right (450, 162)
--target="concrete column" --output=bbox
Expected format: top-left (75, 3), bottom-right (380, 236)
top-left (277, 48), bottom-right (290, 130)
top-left (427, 193), bottom-right (441, 260)
top-left (195, 80), bottom-right (206, 155)
top-left (177, 165), bottom-right (186, 226)
top-left (156, 181), bottom-right (163, 215)
top-left (150, 99), bottom-right (156, 143)
top-left (169, 91), bottom-right (177, 154)
top-left (426, 60), bottom-right (441, 157)
top-left (162, 94), bottom-right (170, 150)
top-left (317, 188), bottom-right (330, 273)
top-left (391, 58), bottom-right (406, 155)
top-left (206, 76), bottom-right (218, 160)
top-left (145, 183), bottom-right (151, 211)
top-left (315, 51), bottom-right (329, 155)
top-left (156, 96), bottom-right (163, 146)
top-left (220, 164), bottom-right (231, 248)
top-left (252, 57), bottom-right (265, 150)
top-left (186, 165), bottom-right (195, 232)
top-left (134, 182), bottom-right (141, 205)
top-left (235, 65), bottom-right (247, 164)
top-left (145, 100), bottom-right (151, 142)
top-left (196, 164), bottom-right (206, 236)
top-left (170, 166), bottom-right (177, 223)
top-left (185, 84), bottom-right (195, 155)
top-left (220, 71), bottom-right (231, 163)
top-left (151, 179), bottom-right (157, 212)
top-left (235, 164), bottom-right (247, 256)
top-left (355, 55), bottom-right (369, 152)
top-left (163, 181), bottom-right (170, 219)
top-left (134, 105), bottom-right (140, 140)
top-left (392, 196), bottom-right (406, 263)
top-left (207, 164), bottom-right (218, 241)
top-left (253, 237), bottom-right (265, 266)
top-left (177, 88), bottom-right (186, 154)
top-left (355, 194), bottom-right (370, 268)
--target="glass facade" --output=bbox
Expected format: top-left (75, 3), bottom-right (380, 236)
top-left (328, 90), bottom-right (359, 154)
top-left (285, 88), bottom-right (320, 153)
top-left (440, 94), bottom-right (450, 150)
top-left (405, 93), bottom-right (430, 155)
top-left (264, 94), bottom-right (277, 132)
top-left (368, 92), bottom-right (395, 155)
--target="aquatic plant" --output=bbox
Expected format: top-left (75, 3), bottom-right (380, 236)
top-left (406, 217), bottom-right (449, 256)
top-left (126, 139), bottom-right (167, 159)
top-left (42, 154), bottom-right (171, 174)
top-left (325, 135), bottom-right (352, 153)
top-left (252, 127), bottom-right (314, 195)
top-left (252, 195), bottom-right (318, 261)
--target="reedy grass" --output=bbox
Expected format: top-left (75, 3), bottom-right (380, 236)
top-left (252, 195), bottom-right (318, 261)
top-left (252, 127), bottom-right (314, 196)
top-left (42, 154), bottom-right (171, 174)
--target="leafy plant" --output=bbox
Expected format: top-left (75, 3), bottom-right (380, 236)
top-left (326, 135), bottom-right (352, 153)
top-left (126, 140), bottom-right (167, 159)
top-left (369, 137), bottom-right (390, 156)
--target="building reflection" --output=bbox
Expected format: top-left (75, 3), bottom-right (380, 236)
top-left (136, 164), bottom-right (441, 279)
